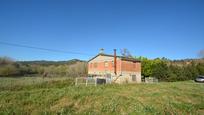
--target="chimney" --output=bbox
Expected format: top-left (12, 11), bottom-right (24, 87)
top-left (114, 49), bottom-right (117, 75)
top-left (100, 48), bottom-right (104, 54)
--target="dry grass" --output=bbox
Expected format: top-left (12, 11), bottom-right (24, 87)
top-left (0, 77), bottom-right (203, 114)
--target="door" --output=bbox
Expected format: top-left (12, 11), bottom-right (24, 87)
top-left (132, 75), bottom-right (136, 82)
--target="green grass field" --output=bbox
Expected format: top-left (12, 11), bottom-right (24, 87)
top-left (0, 77), bottom-right (203, 115)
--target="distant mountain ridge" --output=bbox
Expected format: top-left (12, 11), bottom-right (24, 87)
top-left (17, 58), bottom-right (204, 67)
top-left (170, 58), bottom-right (204, 66)
top-left (18, 59), bottom-right (86, 66)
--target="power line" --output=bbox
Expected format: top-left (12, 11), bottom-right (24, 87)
top-left (0, 41), bottom-right (94, 56)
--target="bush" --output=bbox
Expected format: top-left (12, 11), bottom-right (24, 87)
top-left (0, 65), bottom-right (19, 76)
top-left (152, 61), bottom-right (169, 81)
top-left (0, 56), bottom-right (88, 77)
top-left (136, 57), bottom-right (204, 82)
top-left (196, 63), bottom-right (204, 75)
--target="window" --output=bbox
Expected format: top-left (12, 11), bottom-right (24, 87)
top-left (104, 61), bottom-right (108, 67)
top-left (112, 61), bottom-right (114, 67)
top-left (132, 75), bottom-right (136, 81)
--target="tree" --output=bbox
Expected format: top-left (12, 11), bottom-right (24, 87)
top-left (0, 57), bottom-right (14, 65)
top-left (135, 56), bottom-right (153, 77)
top-left (120, 48), bottom-right (132, 58)
top-left (141, 58), bottom-right (153, 77)
top-left (152, 59), bottom-right (169, 81)
top-left (0, 64), bottom-right (19, 76)
top-left (196, 63), bottom-right (204, 75)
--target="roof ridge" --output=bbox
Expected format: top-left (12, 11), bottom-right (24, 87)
top-left (88, 53), bottom-right (141, 62)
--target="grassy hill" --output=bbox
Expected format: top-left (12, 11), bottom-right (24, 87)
top-left (0, 77), bottom-right (203, 114)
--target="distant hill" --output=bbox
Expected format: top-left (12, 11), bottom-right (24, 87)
top-left (18, 59), bottom-right (86, 66)
top-left (18, 58), bottom-right (204, 66)
top-left (170, 58), bottom-right (204, 66)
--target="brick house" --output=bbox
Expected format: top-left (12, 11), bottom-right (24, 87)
top-left (88, 50), bottom-right (141, 83)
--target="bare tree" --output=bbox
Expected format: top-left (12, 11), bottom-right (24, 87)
top-left (198, 49), bottom-right (204, 59)
top-left (0, 57), bottom-right (14, 65)
top-left (120, 48), bottom-right (132, 58)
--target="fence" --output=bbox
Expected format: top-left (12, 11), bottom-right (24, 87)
top-left (75, 77), bottom-right (97, 86)
top-left (145, 77), bottom-right (158, 83)
top-left (75, 77), bottom-right (112, 86)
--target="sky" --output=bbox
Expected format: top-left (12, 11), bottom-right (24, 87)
top-left (0, 0), bottom-right (204, 61)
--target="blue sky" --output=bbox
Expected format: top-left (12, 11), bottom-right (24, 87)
top-left (0, 0), bottom-right (204, 61)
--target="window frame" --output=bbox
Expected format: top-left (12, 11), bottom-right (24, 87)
top-left (104, 61), bottom-right (109, 67)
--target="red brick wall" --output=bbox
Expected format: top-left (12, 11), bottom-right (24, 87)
top-left (121, 60), bottom-right (141, 72)
top-left (88, 59), bottom-right (141, 74)
top-left (88, 60), bottom-right (122, 73)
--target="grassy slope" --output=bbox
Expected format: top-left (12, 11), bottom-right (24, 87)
top-left (0, 77), bottom-right (203, 115)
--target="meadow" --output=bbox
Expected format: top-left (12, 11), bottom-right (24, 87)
top-left (0, 77), bottom-right (203, 115)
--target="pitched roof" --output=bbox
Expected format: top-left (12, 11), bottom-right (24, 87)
top-left (88, 53), bottom-right (141, 62)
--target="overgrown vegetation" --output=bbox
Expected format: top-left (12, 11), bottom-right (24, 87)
top-left (0, 57), bottom-right (203, 114)
top-left (1, 56), bottom-right (204, 82)
top-left (136, 57), bottom-right (204, 82)
top-left (0, 57), bottom-right (87, 77)
top-left (0, 77), bottom-right (203, 114)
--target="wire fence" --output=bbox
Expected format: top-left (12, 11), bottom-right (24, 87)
top-left (145, 77), bottom-right (158, 83)
top-left (75, 77), bottom-right (112, 86)
top-left (75, 77), bottom-right (97, 86)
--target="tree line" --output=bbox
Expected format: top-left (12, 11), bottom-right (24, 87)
top-left (136, 56), bottom-right (204, 81)
top-left (1, 56), bottom-right (204, 82)
top-left (0, 57), bottom-right (87, 77)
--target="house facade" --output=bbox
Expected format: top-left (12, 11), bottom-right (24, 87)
top-left (88, 51), bottom-right (141, 83)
